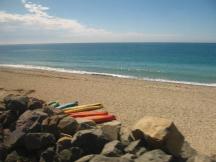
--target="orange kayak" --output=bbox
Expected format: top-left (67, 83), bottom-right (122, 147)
top-left (77, 114), bottom-right (116, 123)
top-left (68, 111), bottom-right (108, 118)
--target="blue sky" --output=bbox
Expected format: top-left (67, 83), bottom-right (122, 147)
top-left (0, 0), bottom-right (216, 44)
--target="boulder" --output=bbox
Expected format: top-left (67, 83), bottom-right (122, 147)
top-left (0, 102), bottom-right (5, 111)
top-left (0, 143), bottom-right (7, 161)
top-left (4, 127), bottom-right (25, 149)
top-left (4, 95), bottom-right (29, 115)
top-left (132, 116), bottom-right (184, 156)
top-left (89, 155), bottom-right (134, 162)
top-left (4, 151), bottom-right (31, 162)
top-left (42, 105), bottom-right (64, 116)
top-left (71, 129), bottom-right (109, 154)
top-left (119, 127), bottom-right (133, 146)
top-left (124, 140), bottom-right (146, 155)
top-left (58, 147), bottom-right (83, 162)
top-left (0, 124), bottom-right (3, 142)
top-left (39, 147), bottom-right (57, 162)
top-left (121, 153), bottom-right (137, 160)
top-left (41, 115), bottom-right (66, 137)
top-left (0, 111), bottom-right (19, 130)
top-left (57, 116), bottom-right (79, 135)
top-left (75, 155), bottom-right (95, 162)
top-left (179, 141), bottom-right (197, 161)
top-left (4, 110), bottom-right (48, 149)
top-left (16, 110), bottom-right (48, 132)
top-left (76, 118), bottom-right (96, 130)
top-left (101, 140), bottom-right (124, 157)
top-left (23, 133), bottom-right (55, 150)
top-left (187, 154), bottom-right (215, 162)
top-left (135, 147), bottom-right (147, 157)
top-left (135, 149), bottom-right (172, 162)
top-left (56, 136), bottom-right (73, 153)
top-left (28, 97), bottom-right (44, 110)
top-left (101, 121), bottom-right (121, 141)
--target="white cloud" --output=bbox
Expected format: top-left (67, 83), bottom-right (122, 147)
top-left (0, 0), bottom-right (179, 44)
top-left (22, 0), bottom-right (50, 17)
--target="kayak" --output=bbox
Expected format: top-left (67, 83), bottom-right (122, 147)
top-left (63, 103), bottom-right (102, 111)
top-left (48, 101), bottom-right (60, 108)
top-left (69, 111), bottom-right (108, 118)
top-left (63, 106), bottom-right (103, 114)
top-left (77, 114), bottom-right (116, 123)
top-left (56, 101), bottom-right (78, 109)
top-left (64, 104), bottom-right (103, 113)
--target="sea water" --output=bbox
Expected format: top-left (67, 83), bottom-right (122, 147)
top-left (0, 43), bottom-right (216, 86)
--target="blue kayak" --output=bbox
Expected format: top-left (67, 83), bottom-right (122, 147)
top-left (56, 101), bottom-right (78, 109)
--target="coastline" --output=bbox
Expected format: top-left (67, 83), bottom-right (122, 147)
top-left (0, 64), bottom-right (216, 87)
top-left (0, 67), bottom-right (216, 155)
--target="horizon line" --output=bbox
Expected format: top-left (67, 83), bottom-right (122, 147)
top-left (0, 41), bottom-right (216, 46)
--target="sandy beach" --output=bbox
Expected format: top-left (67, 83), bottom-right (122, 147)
top-left (0, 67), bottom-right (216, 155)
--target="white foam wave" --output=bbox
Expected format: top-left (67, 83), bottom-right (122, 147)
top-left (0, 64), bottom-right (216, 87)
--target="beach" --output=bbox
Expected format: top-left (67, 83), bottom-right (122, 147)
top-left (0, 67), bottom-right (216, 155)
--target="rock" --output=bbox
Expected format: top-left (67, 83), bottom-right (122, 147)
top-left (56, 136), bottom-right (73, 153)
top-left (42, 105), bottom-right (64, 116)
top-left (23, 133), bottom-right (55, 150)
top-left (121, 153), bottom-right (137, 160)
top-left (57, 116), bottom-right (79, 135)
top-left (76, 118), bottom-right (96, 130)
top-left (0, 124), bottom-right (3, 142)
top-left (135, 149), bottom-right (172, 162)
top-left (0, 111), bottom-right (19, 130)
top-left (135, 147), bottom-right (147, 157)
top-left (58, 147), bottom-right (83, 162)
top-left (179, 141), bottom-right (197, 161)
top-left (28, 97), bottom-right (44, 110)
top-left (0, 102), bottom-right (5, 111)
top-left (89, 155), bottom-right (134, 162)
top-left (101, 140), bottom-right (124, 157)
top-left (5, 95), bottom-right (29, 115)
top-left (0, 143), bottom-right (7, 161)
top-left (4, 110), bottom-right (48, 149)
top-left (71, 129), bottom-right (109, 154)
top-left (132, 116), bottom-right (184, 156)
top-left (4, 151), bottom-right (31, 162)
top-left (101, 121), bottom-right (121, 141)
top-left (41, 115), bottom-right (66, 137)
top-left (124, 140), bottom-right (146, 155)
top-left (16, 110), bottom-right (48, 132)
top-left (187, 154), bottom-right (215, 162)
top-left (75, 155), bottom-right (95, 162)
top-left (119, 127), bottom-right (133, 146)
top-left (4, 127), bottom-right (25, 149)
top-left (59, 133), bottom-right (73, 138)
top-left (40, 147), bottom-right (57, 162)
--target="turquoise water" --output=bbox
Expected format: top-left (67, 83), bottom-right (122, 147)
top-left (0, 43), bottom-right (216, 86)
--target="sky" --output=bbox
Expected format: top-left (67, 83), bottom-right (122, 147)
top-left (0, 0), bottom-right (216, 44)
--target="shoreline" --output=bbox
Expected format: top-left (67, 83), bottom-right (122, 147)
top-left (0, 67), bottom-right (216, 155)
top-left (0, 64), bottom-right (216, 87)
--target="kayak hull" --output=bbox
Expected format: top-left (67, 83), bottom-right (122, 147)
top-left (76, 115), bottom-right (116, 123)
top-left (69, 111), bottom-right (108, 118)
top-left (56, 101), bottom-right (78, 109)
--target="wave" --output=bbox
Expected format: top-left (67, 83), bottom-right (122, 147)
top-left (0, 64), bottom-right (216, 87)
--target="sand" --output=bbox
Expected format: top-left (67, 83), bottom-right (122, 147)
top-left (0, 67), bottom-right (216, 155)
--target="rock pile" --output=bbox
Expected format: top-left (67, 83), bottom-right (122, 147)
top-left (0, 95), bottom-right (215, 162)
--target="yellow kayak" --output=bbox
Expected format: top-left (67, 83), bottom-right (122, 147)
top-left (64, 103), bottom-right (103, 113)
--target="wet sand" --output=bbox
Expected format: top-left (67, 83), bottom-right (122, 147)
top-left (0, 67), bottom-right (216, 155)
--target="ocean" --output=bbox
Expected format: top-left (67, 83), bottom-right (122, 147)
top-left (0, 43), bottom-right (216, 86)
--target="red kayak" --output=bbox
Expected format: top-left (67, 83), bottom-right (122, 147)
top-left (68, 111), bottom-right (108, 118)
top-left (77, 114), bottom-right (116, 123)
